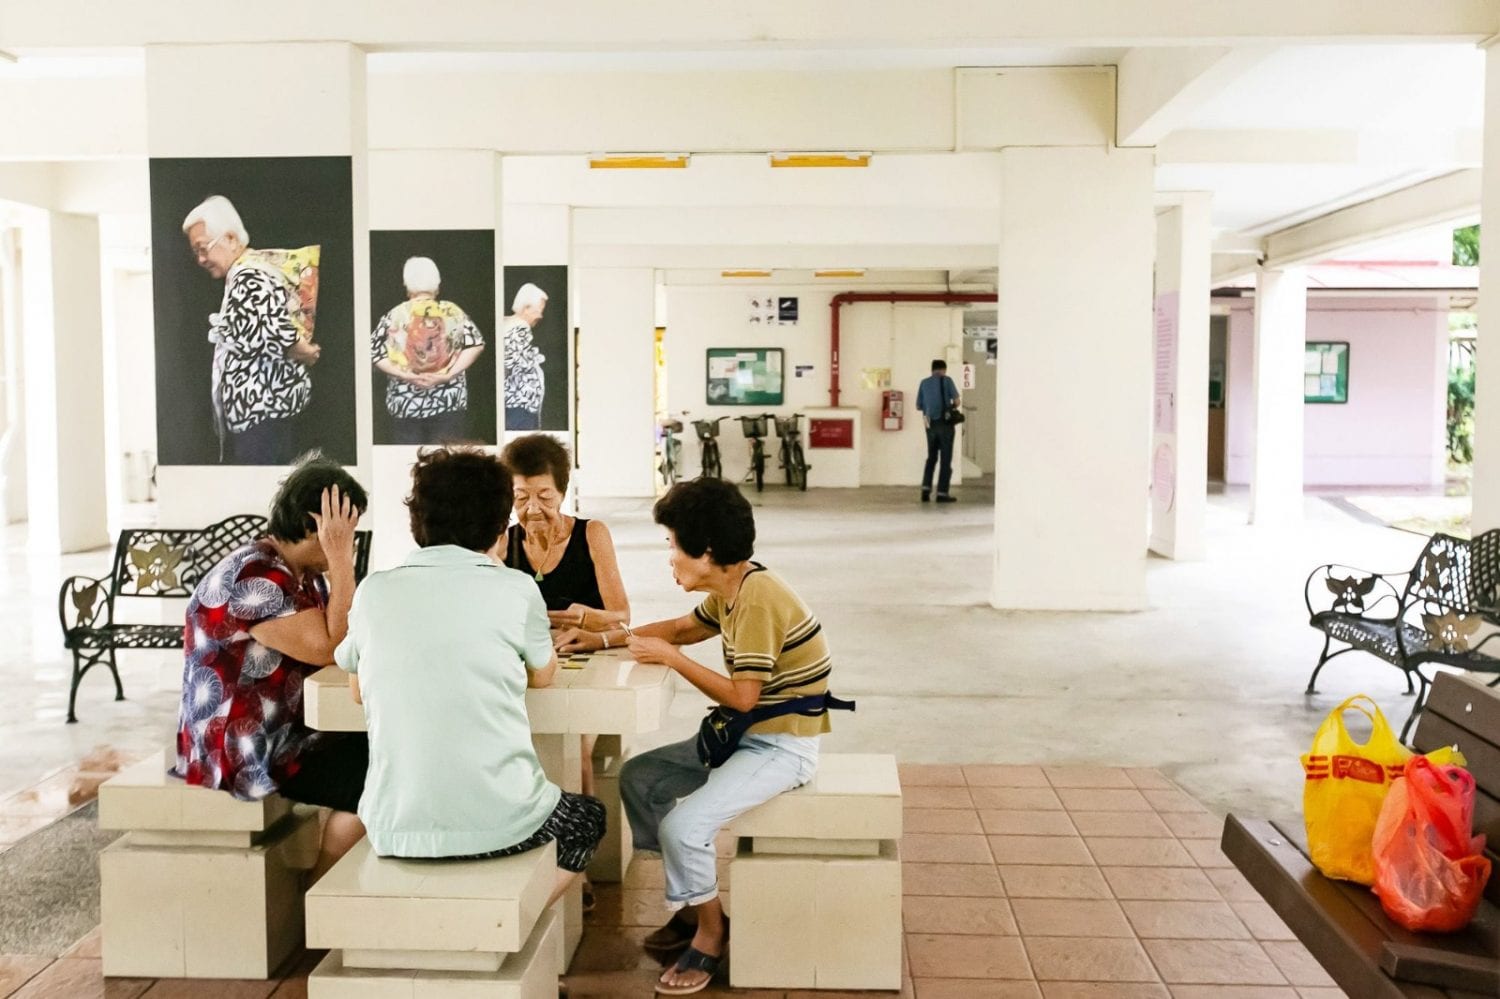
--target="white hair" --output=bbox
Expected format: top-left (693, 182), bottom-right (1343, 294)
top-left (181, 195), bottom-right (248, 245)
top-left (512, 282), bottom-right (548, 312)
top-left (402, 256), bottom-right (441, 294)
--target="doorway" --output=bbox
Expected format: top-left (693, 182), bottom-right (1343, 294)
top-left (961, 324), bottom-right (997, 477)
top-left (1208, 314), bottom-right (1228, 483)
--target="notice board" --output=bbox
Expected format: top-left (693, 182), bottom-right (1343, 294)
top-left (706, 348), bottom-right (785, 406)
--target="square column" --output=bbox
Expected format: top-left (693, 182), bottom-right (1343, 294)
top-left (1149, 194), bottom-right (1212, 561)
top-left (146, 42), bottom-right (368, 525)
top-left (22, 211), bottom-right (109, 553)
top-left (367, 149), bottom-right (503, 570)
top-left (576, 268), bottom-right (656, 497)
top-left (993, 146), bottom-right (1156, 610)
top-left (1249, 267), bottom-right (1307, 526)
top-left (1473, 44), bottom-right (1500, 532)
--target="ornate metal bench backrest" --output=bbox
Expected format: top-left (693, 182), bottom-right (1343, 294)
top-left (110, 515), bottom-right (270, 601)
top-left (1400, 531), bottom-right (1500, 655)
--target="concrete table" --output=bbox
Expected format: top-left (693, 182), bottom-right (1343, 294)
top-left (302, 651), bottom-right (675, 969)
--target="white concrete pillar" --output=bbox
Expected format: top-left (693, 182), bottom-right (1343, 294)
top-left (21, 211), bottom-right (110, 553)
top-left (366, 149), bottom-right (504, 570)
top-left (0, 227), bottom-right (27, 525)
top-left (146, 42), bottom-right (368, 525)
top-left (1149, 193), bottom-right (1212, 561)
top-left (576, 268), bottom-right (656, 497)
top-left (1248, 267), bottom-right (1307, 526)
top-left (1472, 44), bottom-right (1500, 532)
top-left (993, 146), bottom-right (1155, 611)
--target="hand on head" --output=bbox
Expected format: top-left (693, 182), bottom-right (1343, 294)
top-left (309, 485), bottom-right (358, 570)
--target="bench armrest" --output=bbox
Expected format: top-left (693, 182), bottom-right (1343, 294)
top-left (58, 574), bottom-right (113, 635)
top-left (1304, 563), bottom-right (1404, 620)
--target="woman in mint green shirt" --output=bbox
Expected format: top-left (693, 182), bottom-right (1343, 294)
top-left (334, 447), bottom-right (604, 906)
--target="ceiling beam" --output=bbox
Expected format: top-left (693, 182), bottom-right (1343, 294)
top-left (2, 0), bottom-right (1496, 49)
top-left (1158, 128), bottom-right (1483, 167)
top-left (1117, 46), bottom-right (1270, 146)
top-left (1260, 169), bottom-right (1479, 269)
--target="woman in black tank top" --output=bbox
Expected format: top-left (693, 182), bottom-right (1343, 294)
top-left (500, 434), bottom-right (631, 914)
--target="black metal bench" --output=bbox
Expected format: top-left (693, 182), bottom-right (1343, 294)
top-left (1224, 671), bottom-right (1500, 997)
top-left (58, 515), bottom-right (372, 723)
top-left (1305, 531), bottom-right (1500, 740)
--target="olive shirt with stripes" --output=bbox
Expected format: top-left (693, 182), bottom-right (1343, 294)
top-left (691, 563), bottom-right (833, 737)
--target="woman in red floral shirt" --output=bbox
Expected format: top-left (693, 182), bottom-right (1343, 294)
top-left (172, 456), bottom-right (368, 881)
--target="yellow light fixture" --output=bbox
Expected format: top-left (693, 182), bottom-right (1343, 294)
top-left (588, 153), bottom-right (689, 170)
top-left (769, 152), bottom-right (871, 169)
top-left (815, 269), bottom-right (866, 279)
top-left (721, 269), bottom-right (772, 279)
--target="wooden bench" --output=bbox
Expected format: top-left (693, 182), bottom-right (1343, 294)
top-left (1223, 672), bottom-right (1500, 997)
top-left (97, 750), bottom-right (320, 979)
top-left (1304, 531), bottom-right (1500, 741)
top-left (727, 753), bottom-right (903, 991)
top-left (303, 837), bottom-right (561, 998)
top-left (58, 515), bottom-right (372, 723)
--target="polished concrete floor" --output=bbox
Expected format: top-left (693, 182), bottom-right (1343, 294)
top-left (3, 482), bottom-right (1432, 824)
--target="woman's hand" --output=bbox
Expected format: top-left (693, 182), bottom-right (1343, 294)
top-left (547, 603), bottom-right (594, 630)
top-left (554, 628), bottom-right (602, 653)
top-left (310, 485), bottom-right (358, 572)
top-left (627, 636), bottom-right (676, 667)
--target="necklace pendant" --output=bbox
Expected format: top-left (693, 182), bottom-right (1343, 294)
top-left (535, 569), bottom-right (545, 581)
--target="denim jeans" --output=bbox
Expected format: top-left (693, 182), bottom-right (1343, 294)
top-left (923, 423), bottom-right (955, 495)
top-left (620, 733), bottom-right (819, 909)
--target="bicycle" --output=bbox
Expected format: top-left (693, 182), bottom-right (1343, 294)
top-left (693, 416), bottom-right (728, 479)
top-left (657, 414), bottom-right (686, 488)
top-left (774, 413), bottom-right (809, 491)
top-left (738, 413), bottom-right (772, 492)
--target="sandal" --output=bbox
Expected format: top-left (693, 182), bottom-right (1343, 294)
top-left (642, 912), bottom-right (697, 952)
top-left (582, 879), bottom-right (595, 914)
top-left (654, 945), bottom-right (726, 995)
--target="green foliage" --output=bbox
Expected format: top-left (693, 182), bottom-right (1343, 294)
top-left (1454, 225), bottom-right (1480, 266)
top-left (1448, 360), bottom-right (1475, 464)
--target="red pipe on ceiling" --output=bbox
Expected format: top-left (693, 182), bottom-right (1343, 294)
top-left (827, 292), bottom-right (996, 408)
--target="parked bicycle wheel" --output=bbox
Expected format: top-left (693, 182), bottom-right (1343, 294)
top-left (702, 444), bottom-right (721, 480)
top-left (791, 442), bottom-right (807, 491)
top-left (753, 447), bottom-right (765, 492)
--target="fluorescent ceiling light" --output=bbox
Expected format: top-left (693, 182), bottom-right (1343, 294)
top-left (815, 269), bottom-right (866, 279)
top-left (588, 153), bottom-right (689, 170)
top-left (769, 152), bottom-right (871, 168)
top-left (722, 269), bottom-right (772, 278)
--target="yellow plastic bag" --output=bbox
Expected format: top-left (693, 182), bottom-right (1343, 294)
top-left (1302, 694), bottom-right (1464, 885)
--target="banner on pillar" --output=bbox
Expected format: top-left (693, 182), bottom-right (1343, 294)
top-left (369, 230), bottom-right (498, 446)
top-left (503, 265), bottom-right (570, 432)
top-left (150, 156), bottom-right (357, 466)
top-left (1153, 291), bottom-right (1180, 434)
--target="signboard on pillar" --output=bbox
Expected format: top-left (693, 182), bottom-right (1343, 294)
top-left (368, 230), bottom-right (498, 446)
top-left (149, 156), bottom-right (358, 466)
top-left (503, 265), bottom-right (570, 432)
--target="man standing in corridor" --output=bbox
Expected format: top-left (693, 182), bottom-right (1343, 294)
top-left (916, 359), bottom-right (961, 503)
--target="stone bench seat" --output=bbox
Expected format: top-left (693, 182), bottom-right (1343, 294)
top-left (305, 838), bottom-right (561, 998)
top-left (98, 751), bottom-right (319, 979)
top-left (726, 752), bottom-right (903, 991)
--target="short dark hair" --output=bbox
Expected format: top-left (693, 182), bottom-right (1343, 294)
top-left (267, 453), bottom-right (369, 543)
top-left (931, 359), bottom-right (947, 372)
top-left (406, 447), bottom-right (513, 551)
top-left (500, 434), bottom-right (571, 495)
top-left (652, 478), bottom-right (755, 566)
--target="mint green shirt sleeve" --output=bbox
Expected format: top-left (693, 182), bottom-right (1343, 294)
top-left (334, 586), bottom-right (363, 674)
top-left (522, 583), bottom-right (553, 670)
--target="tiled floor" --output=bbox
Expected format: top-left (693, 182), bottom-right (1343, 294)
top-left (0, 762), bottom-right (1350, 998)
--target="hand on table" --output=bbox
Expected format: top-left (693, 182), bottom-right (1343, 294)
top-left (554, 627), bottom-right (602, 653)
top-left (548, 603), bottom-right (593, 630)
top-left (627, 636), bottom-right (675, 666)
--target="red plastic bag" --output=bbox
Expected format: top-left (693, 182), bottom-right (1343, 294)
top-left (1371, 755), bottom-right (1492, 933)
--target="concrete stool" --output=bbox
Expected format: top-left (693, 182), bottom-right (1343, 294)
top-left (305, 837), bottom-right (561, 998)
top-left (728, 753), bottom-right (903, 990)
top-left (98, 750), bottom-right (319, 979)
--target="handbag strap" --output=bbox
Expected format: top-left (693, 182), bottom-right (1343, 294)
top-left (739, 692), bottom-right (856, 724)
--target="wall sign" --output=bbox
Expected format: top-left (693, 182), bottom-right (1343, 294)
top-left (809, 418), bottom-right (854, 449)
top-left (1304, 342), bottom-right (1349, 404)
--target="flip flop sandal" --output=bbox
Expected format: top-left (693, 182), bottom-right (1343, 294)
top-left (642, 913), bottom-right (697, 952)
top-left (654, 945), bottom-right (725, 996)
top-left (581, 880), bottom-right (596, 914)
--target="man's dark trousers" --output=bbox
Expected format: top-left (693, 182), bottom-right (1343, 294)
top-left (922, 422), bottom-right (955, 496)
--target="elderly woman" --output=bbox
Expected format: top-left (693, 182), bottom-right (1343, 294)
top-left (181, 195), bottom-right (321, 464)
top-left (502, 283), bottom-right (548, 431)
top-left (559, 477), bottom-right (848, 996)
top-left (371, 256), bottom-right (486, 445)
top-left (334, 447), bottom-right (605, 912)
top-left (172, 455), bottom-right (368, 882)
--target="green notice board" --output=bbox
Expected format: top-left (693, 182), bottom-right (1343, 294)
top-left (706, 348), bottom-right (785, 406)
top-left (1304, 342), bottom-right (1349, 404)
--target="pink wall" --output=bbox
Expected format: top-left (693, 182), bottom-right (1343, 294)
top-left (1224, 296), bottom-right (1448, 489)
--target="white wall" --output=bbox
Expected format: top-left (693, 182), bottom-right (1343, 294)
top-left (577, 267), bottom-right (655, 497)
top-left (663, 284), bottom-right (963, 487)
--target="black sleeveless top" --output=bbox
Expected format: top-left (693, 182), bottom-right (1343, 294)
top-left (505, 518), bottom-right (605, 612)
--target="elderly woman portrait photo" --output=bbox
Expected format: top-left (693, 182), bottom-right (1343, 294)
top-left (150, 156), bottom-right (358, 466)
top-left (502, 281), bottom-right (549, 431)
